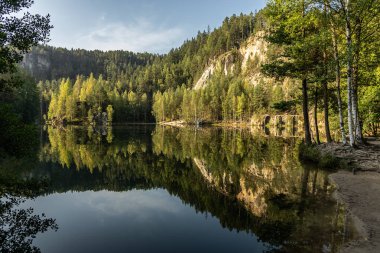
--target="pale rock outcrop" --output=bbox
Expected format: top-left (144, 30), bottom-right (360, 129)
top-left (192, 31), bottom-right (275, 89)
top-left (240, 31), bottom-right (268, 71)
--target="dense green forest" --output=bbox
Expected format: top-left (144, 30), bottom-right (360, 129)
top-left (261, 0), bottom-right (380, 146)
top-left (3, 0), bottom-right (380, 148)
top-left (24, 0), bottom-right (380, 148)
top-left (43, 75), bottom-right (151, 124)
top-left (149, 0), bottom-right (380, 147)
top-left (28, 11), bottom-right (267, 124)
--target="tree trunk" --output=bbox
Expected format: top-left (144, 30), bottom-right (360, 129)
top-left (329, 1), bottom-right (346, 144)
top-left (333, 35), bottom-right (347, 144)
top-left (323, 80), bottom-right (332, 142)
top-left (299, 168), bottom-right (310, 216)
top-left (352, 77), bottom-right (363, 143)
top-left (344, 0), bottom-right (355, 147)
top-left (300, 0), bottom-right (311, 145)
top-left (314, 86), bottom-right (321, 144)
top-left (352, 19), bottom-right (364, 144)
top-left (302, 79), bottom-right (312, 145)
top-left (322, 0), bottom-right (332, 143)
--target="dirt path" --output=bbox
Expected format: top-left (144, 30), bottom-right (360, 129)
top-left (330, 171), bottom-right (380, 253)
top-left (323, 139), bottom-right (380, 252)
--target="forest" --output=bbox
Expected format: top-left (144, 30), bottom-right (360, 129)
top-left (2, 0), bottom-right (380, 151)
top-left (150, 0), bottom-right (380, 148)
top-left (0, 1), bottom-right (379, 251)
top-left (28, 11), bottom-right (265, 124)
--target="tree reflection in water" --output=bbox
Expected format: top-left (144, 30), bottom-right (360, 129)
top-left (0, 153), bottom-right (58, 252)
top-left (33, 125), bottom-right (354, 253)
top-left (1, 125), bottom-right (354, 253)
top-left (0, 195), bottom-right (58, 253)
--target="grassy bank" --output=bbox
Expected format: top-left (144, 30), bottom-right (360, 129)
top-left (297, 142), bottom-right (349, 170)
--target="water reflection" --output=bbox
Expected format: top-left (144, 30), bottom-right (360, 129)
top-left (152, 126), bottom-right (351, 252)
top-left (1, 125), bottom-right (354, 253)
top-left (0, 157), bottom-right (58, 253)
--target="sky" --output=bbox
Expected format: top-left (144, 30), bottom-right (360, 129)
top-left (25, 0), bottom-right (267, 54)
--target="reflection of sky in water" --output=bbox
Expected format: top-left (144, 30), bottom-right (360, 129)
top-left (22, 189), bottom-right (267, 253)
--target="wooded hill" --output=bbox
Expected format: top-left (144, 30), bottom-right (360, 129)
top-left (25, 11), bottom-right (265, 124)
top-left (22, 1), bottom-right (380, 147)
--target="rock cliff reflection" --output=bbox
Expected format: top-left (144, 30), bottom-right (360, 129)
top-left (1, 126), bottom-right (354, 253)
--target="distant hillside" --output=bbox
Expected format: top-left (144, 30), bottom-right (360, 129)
top-left (26, 10), bottom-right (276, 124)
top-left (23, 11), bottom-right (265, 87)
top-left (22, 46), bottom-right (158, 81)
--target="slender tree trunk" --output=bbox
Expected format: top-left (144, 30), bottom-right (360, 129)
top-left (299, 168), bottom-right (310, 216)
top-left (332, 29), bottom-right (347, 144)
top-left (302, 79), bottom-right (312, 145)
top-left (352, 20), bottom-right (364, 144)
top-left (352, 74), bottom-right (363, 142)
top-left (301, 0), bottom-right (311, 145)
top-left (344, 0), bottom-right (355, 147)
top-left (328, 1), bottom-right (346, 144)
top-left (322, 0), bottom-right (332, 143)
top-left (323, 80), bottom-right (332, 142)
top-left (314, 86), bottom-right (321, 144)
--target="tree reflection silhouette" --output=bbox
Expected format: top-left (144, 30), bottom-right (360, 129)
top-left (1, 147), bottom-right (58, 252)
top-left (32, 125), bottom-right (352, 253)
top-left (0, 194), bottom-right (58, 253)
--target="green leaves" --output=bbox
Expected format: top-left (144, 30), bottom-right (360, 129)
top-left (0, 1), bottom-right (52, 75)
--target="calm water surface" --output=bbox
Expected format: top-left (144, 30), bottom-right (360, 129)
top-left (1, 126), bottom-right (354, 253)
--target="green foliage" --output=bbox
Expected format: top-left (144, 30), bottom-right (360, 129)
top-left (106, 105), bottom-right (114, 122)
top-left (263, 0), bottom-right (325, 80)
top-left (0, 0), bottom-right (52, 78)
top-left (360, 81), bottom-right (380, 136)
top-left (17, 2), bottom-right (380, 135)
top-left (0, 0), bottom-right (51, 159)
top-left (271, 100), bottom-right (296, 113)
top-left (152, 71), bottom-right (282, 123)
top-left (0, 69), bottom-right (40, 158)
top-left (24, 12), bottom-right (260, 88)
top-left (28, 12), bottom-right (266, 123)
top-left (1, 70), bottom-right (40, 123)
top-left (297, 142), bottom-right (320, 163)
top-left (45, 74), bottom-right (150, 124)
top-left (87, 109), bottom-right (94, 124)
top-left (0, 104), bottom-right (38, 158)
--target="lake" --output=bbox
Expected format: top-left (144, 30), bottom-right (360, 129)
top-left (0, 125), bottom-right (355, 253)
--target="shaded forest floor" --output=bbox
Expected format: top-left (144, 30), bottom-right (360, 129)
top-left (318, 139), bottom-right (380, 172)
top-left (326, 138), bottom-right (380, 253)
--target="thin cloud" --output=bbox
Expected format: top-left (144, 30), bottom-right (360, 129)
top-left (80, 190), bottom-right (184, 217)
top-left (73, 19), bottom-right (184, 53)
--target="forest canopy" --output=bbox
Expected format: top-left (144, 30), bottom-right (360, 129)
top-left (20, 1), bottom-right (380, 143)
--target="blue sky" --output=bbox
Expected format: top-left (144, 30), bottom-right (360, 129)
top-left (26, 0), bottom-right (267, 53)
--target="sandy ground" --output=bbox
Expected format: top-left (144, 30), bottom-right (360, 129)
top-left (330, 171), bottom-right (380, 253)
top-left (322, 139), bottom-right (380, 252)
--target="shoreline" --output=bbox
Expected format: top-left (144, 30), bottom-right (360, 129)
top-left (329, 170), bottom-right (380, 253)
top-left (324, 139), bottom-right (380, 253)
